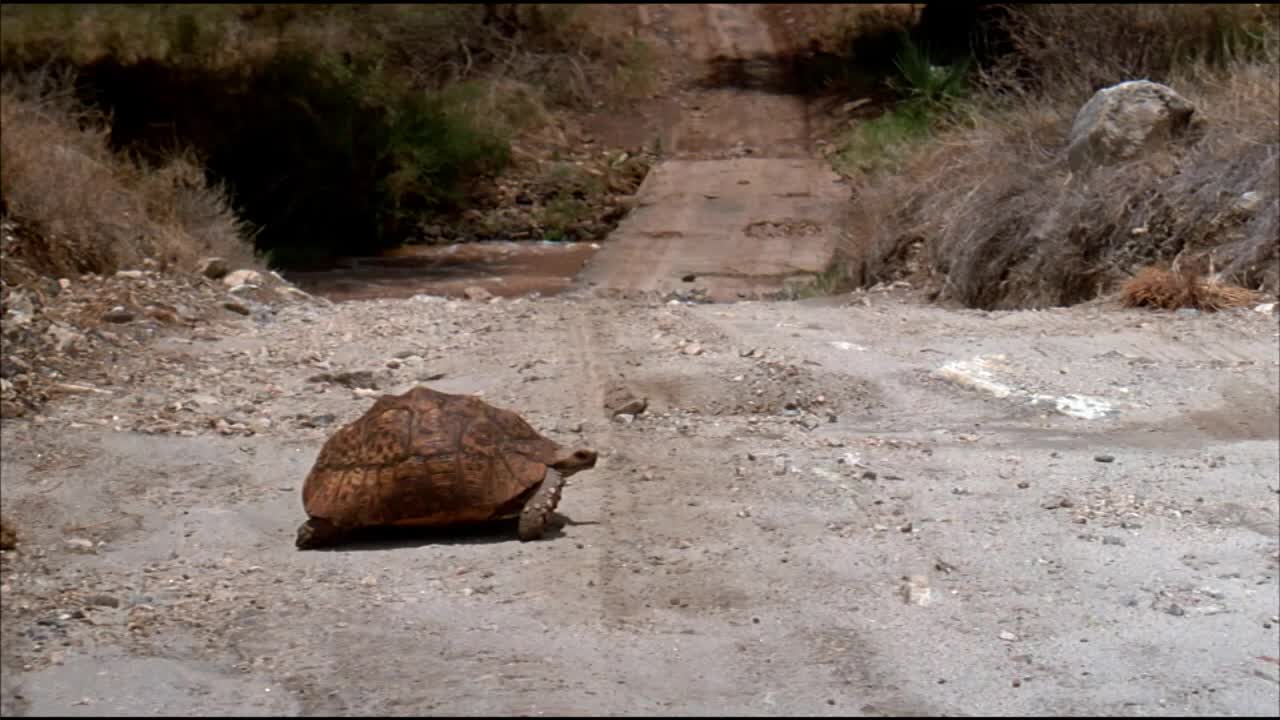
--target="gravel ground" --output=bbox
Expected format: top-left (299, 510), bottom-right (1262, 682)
top-left (2, 285), bottom-right (1277, 716)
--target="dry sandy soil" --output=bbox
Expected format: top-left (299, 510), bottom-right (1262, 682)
top-left (2, 4), bottom-right (1279, 717)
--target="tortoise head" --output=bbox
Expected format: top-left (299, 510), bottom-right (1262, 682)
top-left (550, 448), bottom-right (597, 477)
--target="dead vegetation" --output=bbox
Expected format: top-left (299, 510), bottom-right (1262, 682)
top-left (840, 4), bottom-right (1279, 310)
top-left (0, 515), bottom-right (15, 551)
top-left (1120, 266), bottom-right (1262, 312)
top-left (0, 70), bottom-right (256, 281)
top-left (0, 5), bottom-right (658, 270)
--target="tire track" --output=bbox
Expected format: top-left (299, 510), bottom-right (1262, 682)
top-left (566, 306), bottom-right (646, 625)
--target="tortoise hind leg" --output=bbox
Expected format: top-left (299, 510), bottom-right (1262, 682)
top-left (517, 469), bottom-right (566, 542)
top-left (295, 517), bottom-right (346, 549)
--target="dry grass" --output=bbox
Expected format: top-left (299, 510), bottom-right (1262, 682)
top-left (1120, 266), bottom-right (1262, 311)
top-left (0, 70), bottom-right (256, 280)
top-left (841, 5), bottom-right (1279, 310)
top-left (0, 515), bottom-right (14, 551)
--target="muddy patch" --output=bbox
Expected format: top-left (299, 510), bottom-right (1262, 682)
top-left (284, 241), bottom-right (600, 302)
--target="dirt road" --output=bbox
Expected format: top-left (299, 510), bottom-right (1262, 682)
top-left (578, 4), bottom-right (845, 301)
top-left (2, 290), bottom-right (1278, 715)
top-left (2, 4), bottom-right (1279, 717)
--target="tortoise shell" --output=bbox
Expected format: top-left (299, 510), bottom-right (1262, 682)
top-left (301, 386), bottom-right (570, 531)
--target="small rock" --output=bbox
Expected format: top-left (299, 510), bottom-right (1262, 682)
top-left (1102, 536), bottom-right (1126, 546)
top-left (901, 575), bottom-right (932, 606)
top-left (1165, 604), bottom-right (1186, 617)
top-left (360, 576), bottom-right (377, 587)
top-left (682, 343), bottom-right (703, 356)
top-left (198, 257), bottom-right (230, 279)
top-left (999, 631), bottom-right (1019, 642)
top-left (115, 270), bottom-right (145, 280)
top-left (86, 594), bottom-right (120, 608)
top-left (385, 359), bottom-right (401, 370)
top-left (1041, 496), bottom-right (1074, 510)
top-left (1094, 454), bottom-right (1115, 463)
top-left (64, 537), bottom-right (97, 554)
top-left (222, 301), bottom-right (251, 316)
top-left (609, 396), bottom-right (648, 418)
top-left (222, 269), bottom-right (263, 288)
top-left (101, 307), bottom-right (135, 324)
top-left (463, 286), bottom-right (493, 301)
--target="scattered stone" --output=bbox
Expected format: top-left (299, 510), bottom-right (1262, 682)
top-left (86, 594), bottom-right (120, 608)
top-left (114, 270), bottom-right (145, 280)
top-left (999, 630), bottom-right (1019, 642)
top-left (198, 257), bottom-right (230, 279)
top-left (606, 393), bottom-right (648, 418)
top-left (222, 300), bottom-right (251, 316)
top-left (64, 537), bottom-right (97, 554)
top-left (101, 307), bottom-right (135, 324)
top-left (309, 370), bottom-right (379, 389)
top-left (463, 286), bottom-right (493, 301)
top-left (222, 269), bottom-right (264, 288)
top-left (772, 455), bottom-right (791, 476)
top-left (901, 575), bottom-right (932, 606)
top-left (1094, 454), bottom-right (1115, 463)
top-left (1102, 536), bottom-right (1126, 546)
top-left (1041, 496), bottom-right (1074, 510)
top-left (682, 343), bottom-right (704, 356)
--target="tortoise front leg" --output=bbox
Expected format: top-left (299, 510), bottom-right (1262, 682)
top-left (295, 517), bottom-right (346, 549)
top-left (517, 468), bottom-right (565, 541)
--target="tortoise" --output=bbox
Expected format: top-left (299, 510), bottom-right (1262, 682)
top-left (296, 386), bottom-right (597, 549)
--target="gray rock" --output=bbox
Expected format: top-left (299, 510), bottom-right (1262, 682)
top-left (1067, 80), bottom-right (1201, 172)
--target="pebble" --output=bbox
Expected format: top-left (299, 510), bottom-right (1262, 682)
top-left (222, 301), bottom-right (251, 316)
top-left (1094, 454), bottom-right (1115, 463)
top-left (101, 307), bottom-right (135, 324)
top-left (999, 631), bottom-right (1019, 642)
top-left (198, 257), bottom-right (230, 279)
top-left (900, 575), bottom-right (932, 606)
top-left (64, 537), bottom-right (97, 554)
top-left (85, 594), bottom-right (120, 608)
top-left (1041, 496), bottom-right (1073, 510)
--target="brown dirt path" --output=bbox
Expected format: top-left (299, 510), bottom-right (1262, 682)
top-left (576, 4), bottom-right (849, 301)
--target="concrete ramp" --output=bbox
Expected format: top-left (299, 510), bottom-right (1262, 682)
top-left (576, 158), bottom-right (848, 301)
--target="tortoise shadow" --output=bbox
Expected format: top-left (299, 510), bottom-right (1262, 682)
top-left (316, 513), bottom-right (601, 552)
